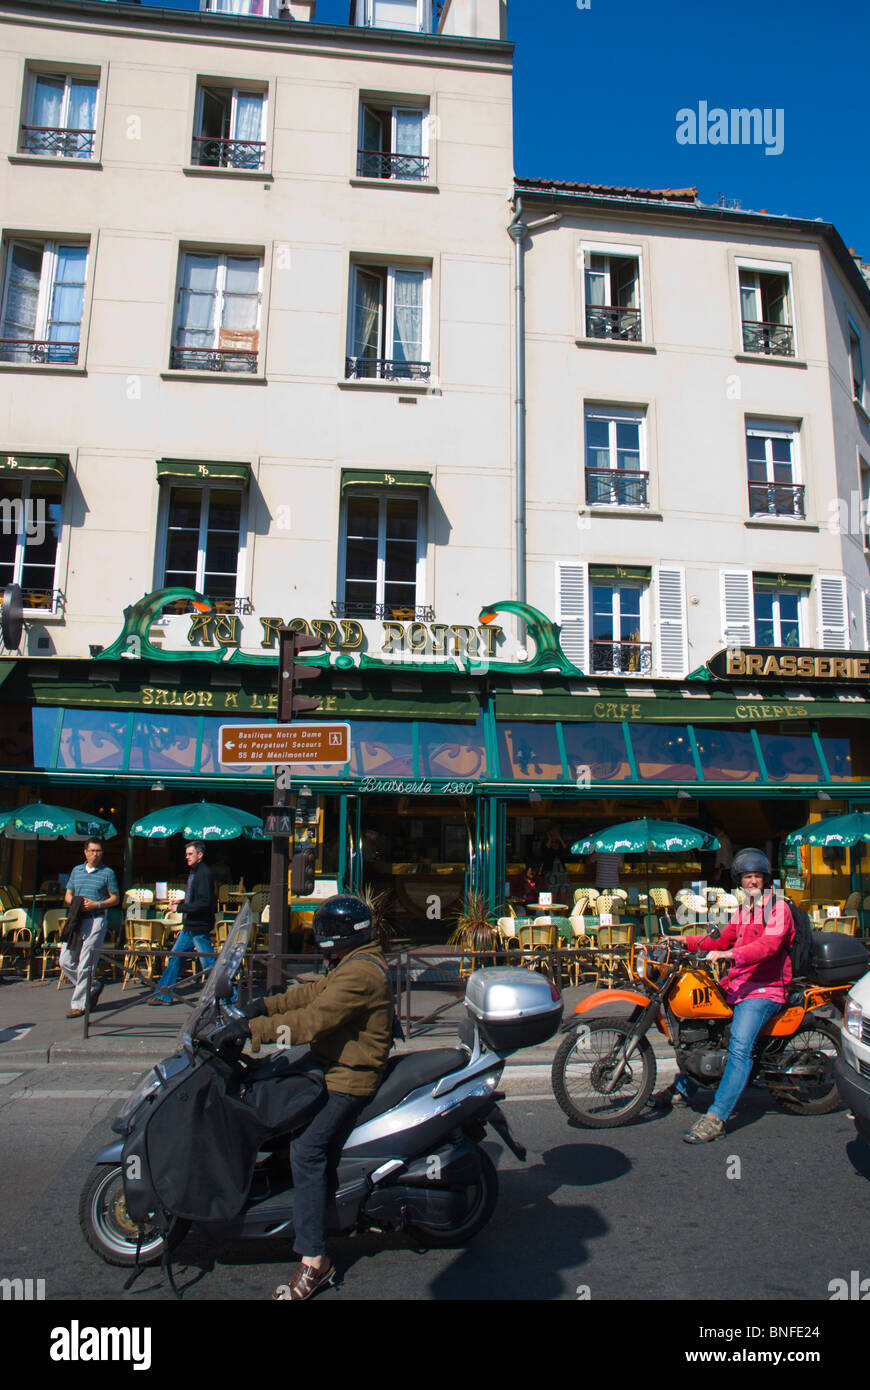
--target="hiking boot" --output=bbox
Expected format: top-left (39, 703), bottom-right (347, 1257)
top-left (651, 1084), bottom-right (688, 1111)
top-left (683, 1113), bottom-right (725, 1144)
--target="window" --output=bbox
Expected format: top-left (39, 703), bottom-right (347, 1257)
top-left (849, 323), bottom-right (864, 405)
top-left (0, 239), bottom-right (88, 365)
top-left (171, 251), bottom-right (262, 373)
top-left (753, 586), bottom-right (802, 648)
top-left (358, 100), bottom-right (428, 181)
top-left (346, 263), bottom-right (430, 381)
top-left (160, 486), bottom-right (244, 608)
top-left (738, 265), bottom-right (794, 356)
top-left (584, 406), bottom-right (647, 506)
top-left (745, 419), bottom-right (803, 518)
top-left (590, 577), bottom-right (649, 675)
top-left (582, 250), bottom-right (641, 341)
top-left (0, 477), bottom-right (62, 612)
top-left (353, 0), bottom-right (431, 32)
top-left (861, 458), bottom-right (870, 551)
top-left (192, 84), bottom-right (266, 170)
top-left (203, 1), bottom-right (271, 14)
top-left (20, 71), bottom-right (97, 159)
top-left (339, 492), bottom-right (424, 619)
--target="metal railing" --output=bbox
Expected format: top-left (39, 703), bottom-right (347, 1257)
top-left (585, 304), bottom-right (642, 342)
top-left (345, 355), bottom-right (431, 382)
top-left (0, 339), bottom-right (80, 365)
top-left (585, 468), bottom-right (649, 507)
top-left (20, 125), bottom-right (95, 158)
top-left (590, 640), bottom-right (653, 675)
top-left (356, 149), bottom-right (429, 180)
top-left (330, 599), bottom-right (435, 621)
top-left (21, 587), bottom-right (65, 614)
top-left (162, 595), bottom-right (252, 616)
top-left (748, 480), bottom-right (805, 518)
top-left (741, 319), bottom-right (795, 356)
top-left (170, 346), bottom-right (258, 373)
top-left (191, 135), bottom-right (266, 170)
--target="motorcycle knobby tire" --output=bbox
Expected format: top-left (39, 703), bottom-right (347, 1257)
top-left (551, 1017), bottom-right (656, 1128)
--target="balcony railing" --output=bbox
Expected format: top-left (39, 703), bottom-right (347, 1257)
top-left (0, 339), bottom-right (80, 365)
top-left (748, 480), bottom-right (805, 519)
top-left (191, 136), bottom-right (266, 170)
top-left (331, 600), bottom-right (435, 622)
top-left (20, 125), bottom-right (95, 158)
top-left (741, 319), bottom-right (795, 356)
top-left (585, 469), bottom-right (649, 507)
top-left (345, 356), bottom-right (431, 383)
top-left (585, 304), bottom-right (642, 342)
top-left (170, 346), bottom-right (258, 373)
top-left (356, 149), bottom-right (429, 180)
top-left (591, 640), bottom-right (653, 676)
top-left (22, 587), bottom-right (65, 615)
top-left (163, 595), bottom-right (252, 616)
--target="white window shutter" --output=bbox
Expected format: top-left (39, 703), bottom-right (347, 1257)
top-left (556, 562), bottom-right (588, 672)
top-left (656, 566), bottom-right (688, 676)
top-left (818, 575), bottom-right (848, 649)
top-left (720, 570), bottom-right (754, 647)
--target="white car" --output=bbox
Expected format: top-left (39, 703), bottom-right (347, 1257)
top-left (837, 969), bottom-right (870, 1144)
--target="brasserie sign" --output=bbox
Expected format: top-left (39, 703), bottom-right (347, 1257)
top-left (708, 647), bottom-right (870, 682)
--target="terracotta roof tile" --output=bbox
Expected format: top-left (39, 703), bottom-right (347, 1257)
top-left (516, 176), bottom-right (698, 204)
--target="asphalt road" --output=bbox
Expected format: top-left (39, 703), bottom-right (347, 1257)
top-left (0, 1063), bottom-right (868, 1308)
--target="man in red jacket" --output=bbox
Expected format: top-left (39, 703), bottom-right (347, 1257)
top-left (653, 848), bottom-right (795, 1143)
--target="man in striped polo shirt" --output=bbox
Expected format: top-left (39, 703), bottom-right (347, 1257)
top-left (61, 838), bottom-right (119, 1018)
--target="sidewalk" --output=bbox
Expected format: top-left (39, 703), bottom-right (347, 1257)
top-left (0, 970), bottom-right (673, 1069)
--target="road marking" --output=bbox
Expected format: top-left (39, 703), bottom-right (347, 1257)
top-left (0, 1024), bottom-right (33, 1044)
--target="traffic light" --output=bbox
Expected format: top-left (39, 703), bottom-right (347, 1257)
top-left (291, 847), bottom-right (316, 896)
top-left (278, 626), bottom-right (322, 722)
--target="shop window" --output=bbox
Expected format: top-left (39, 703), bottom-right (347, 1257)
top-left (57, 710), bottom-right (127, 770)
top-left (692, 726), bottom-right (762, 783)
top-left (20, 70), bottom-right (98, 159)
top-left (561, 722), bottom-right (631, 782)
top-left (497, 722), bottom-right (562, 781)
top-left (129, 714), bottom-right (200, 773)
top-left (0, 476), bottom-right (63, 613)
top-left (0, 238), bottom-right (88, 365)
top-left (584, 406), bottom-right (647, 507)
top-left (32, 707), bottom-right (61, 768)
top-left (339, 491), bottom-right (424, 619)
top-left (171, 250), bottom-right (262, 373)
top-left (815, 722), bottom-right (870, 781)
top-left (349, 720), bottom-right (413, 778)
top-left (419, 719), bottom-right (487, 780)
top-left (627, 724), bottom-right (698, 782)
top-left (158, 484), bottom-right (245, 609)
top-left (756, 731), bottom-right (824, 783)
top-left (346, 262), bottom-right (431, 381)
top-left (358, 99), bottom-right (429, 180)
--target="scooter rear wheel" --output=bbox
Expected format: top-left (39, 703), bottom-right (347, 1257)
top-left (552, 1018), bottom-right (656, 1127)
top-left (79, 1164), bottom-right (190, 1267)
top-left (406, 1148), bottom-right (498, 1248)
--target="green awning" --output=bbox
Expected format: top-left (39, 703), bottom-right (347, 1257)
top-left (0, 453), bottom-right (68, 482)
top-left (493, 686), bottom-right (870, 723)
top-left (753, 572), bottom-right (813, 592)
top-left (156, 459), bottom-right (251, 486)
top-left (588, 564), bottom-right (652, 584)
top-left (340, 468), bottom-right (432, 493)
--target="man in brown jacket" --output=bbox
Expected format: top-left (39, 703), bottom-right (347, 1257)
top-left (245, 895), bottom-right (393, 1301)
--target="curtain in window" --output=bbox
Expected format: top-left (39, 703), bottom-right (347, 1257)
top-left (48, 245), bottom-right (87, 343)
top-left (585, 254), bottom-right (606, 306)
top-left (67, 80), bottom-right (97, 131)
top-left (353, 269), bottom-right (382, 365)
top-left (392, 270), bottom-right (424, 365)
top-left (2, 244), bottom-right (41, 340)
top-left (372, 0), bottom-right (418, 30)
top-left (222, 257), bottom-right (260, 331)
top-left (31, 75), bottom-right (64, 129)
top-left (394, 109), bottom-right (423, 155)
top-left (233, 93), bottom-right (263, 144)
top-left (177, 255), bottom-right (218, 347)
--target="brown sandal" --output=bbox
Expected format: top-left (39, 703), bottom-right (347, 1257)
top-left (272, 1260), bottom-right (336, 1301)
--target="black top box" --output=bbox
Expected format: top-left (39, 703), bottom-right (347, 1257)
top-left (808, 931), bottom-right (869, 985)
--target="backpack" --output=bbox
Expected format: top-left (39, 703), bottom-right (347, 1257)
top-left (763, 892), bottom-right (813, 980)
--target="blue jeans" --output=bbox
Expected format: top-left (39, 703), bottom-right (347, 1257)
top-left (154, 928), bottom-right (215, 999)
top-left (291, 1091), bottom-right (367, 1258)
top-left (708, 996), bottom-right (781, 1121)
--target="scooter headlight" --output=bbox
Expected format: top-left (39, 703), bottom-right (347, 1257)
top-left (844, 997), bottom-right (864, 1039)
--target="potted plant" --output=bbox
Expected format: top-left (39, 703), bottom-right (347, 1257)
top-left (448, 890), bottom-right (499, 967)
top-left (361, 882), bottom-right (394, 952)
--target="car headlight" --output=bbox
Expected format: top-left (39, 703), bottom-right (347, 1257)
top-left (844, 997), bottom-right (864, 1039)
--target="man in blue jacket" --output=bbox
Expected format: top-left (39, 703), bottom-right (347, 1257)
top-left (149, 841), bottom-right (215, 1005)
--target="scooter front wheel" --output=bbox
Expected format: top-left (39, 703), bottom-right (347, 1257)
top-left (406, 1148), bottom-right (498, 1248)
top-left (552, 1018), bottom-right (656, 1127)
top-left (78, 1164), bottom-right (190, 1267)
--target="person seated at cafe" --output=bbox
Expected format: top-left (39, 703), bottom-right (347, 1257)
top-left (510, 862), bottom-right (547, 905)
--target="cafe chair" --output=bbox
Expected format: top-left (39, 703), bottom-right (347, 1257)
top-left (122, 919), bottom-right (167, 990)
top-left (0, 909), bottom-right (34, 977)
top-left (595, 922), bottom-right (636, 987)
top-left (250, 889), bottom-right (270, 922)
top-left (844, 892), bottom-right (861, 917)
top-left (595, 895), bottom-right (622, 917)
top-left (496, 916), bottom-right (520, 948)
top-left (821, 915), bottom-right (858, 936)
top-left (38, 909), bottom-right (68, 982)
top-left (574, 888), bottom-right (599, 908)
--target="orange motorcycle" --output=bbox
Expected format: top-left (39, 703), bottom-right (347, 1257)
top-left (551, 935), bottom-right (866, 1128)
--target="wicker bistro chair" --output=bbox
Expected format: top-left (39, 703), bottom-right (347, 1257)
top-left (844, 892), bottom-right (862, 918)
top-left (38, 908), bottom-right (68, 983)
top-left (592, 922), bottom-right (636, 988)
top-left (122, 919), bottom-right (168, 990)
top-left (0, 909), bottom-right (34, 977)
top-left (821, 915), bottom-right (859, 936)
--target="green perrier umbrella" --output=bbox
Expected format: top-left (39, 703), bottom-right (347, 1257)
top-left (131, 801), bottom-right (264, 841)
top-left (571, 818), bottom-right (720, 924)
top-left (785, 812), bottom-right (870, 927)
top-left (0, 803), bottom-right (118, 930)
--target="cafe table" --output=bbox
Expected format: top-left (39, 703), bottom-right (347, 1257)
top-left (527, 901), bottom-right (570, 919)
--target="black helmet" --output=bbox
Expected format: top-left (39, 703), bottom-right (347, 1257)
top-left (731, 847), bottom-right (771, 885)
top-left (313, 895), bottom-right (376, 954)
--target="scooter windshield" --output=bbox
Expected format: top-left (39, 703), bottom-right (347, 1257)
top-left (177, 900), bottom-right (253, 1052)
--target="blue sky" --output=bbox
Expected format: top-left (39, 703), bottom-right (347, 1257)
top-left (139, 0), bottom-right (868, 253)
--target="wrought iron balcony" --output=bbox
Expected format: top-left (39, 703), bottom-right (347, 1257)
top-left (345, 356), bottom-right (431, 383)
top-left (21, 587), bottom-right (65, 614)
top-left (585, 304), bottom-right (642, 342)
top-left (591, 640), bottom-right (652, 676)
top-left (20, 125), bottom-right (95, 158)
top-left (0, 339), bottom-right (80, 365)
top-left (585, 469), bottom-right (649, 507)
top-left (331, 600), bottom-right (435, 622)
top-left (356, 149), bottom-right (429, 180)
top-left (170, 346), bottom-right (258, 373)
top-left (191, 136), bottom-right (266, 170)
top-left (741, 319), bottom-right (795, 356)
top-left (748, 480), bottom-right (805, 519)
top-left (163, 594), bottom-right (252, 616)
